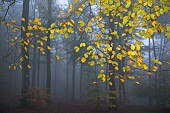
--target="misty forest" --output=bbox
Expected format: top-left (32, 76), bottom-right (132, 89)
top-left (0, 0), bottom-right (170, 113)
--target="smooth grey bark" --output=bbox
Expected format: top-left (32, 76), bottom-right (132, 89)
top-left (72, 38), bottom-right (76, 100)
top-left (148, 38), bottom-right (152, 107)
top-left (66, 52), bottom-right (69, 99)
top-left (80, 62), bottom-right (82, 100)
top-left (152, 37), bottom-right (159, 107)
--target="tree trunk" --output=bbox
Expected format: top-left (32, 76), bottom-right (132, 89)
top-left (46, 0), bottom-right (52, 103)
top-left (66, 52), bottom-right (69, 99)
top-left (80, 62), bottom-right (83, 100)
top-left (20, 0), bottom-right (30, 106)
top-left (152, 37), bottom-right (159, 107)
top-left (148, 38), bottom-right (152, 107)
top-left (72, 31), bottom-right (76, 100)
top-left (32, 0), bottom-right (37, 88)
top-left (72, 51), bottom-right (76, 100)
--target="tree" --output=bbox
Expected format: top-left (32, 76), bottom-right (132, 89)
top-left (20, 0), bottom-right (30, 106)
top-left (46, 0), bottom-right (52, 102)
top-left (1, 0), bottom-right (170, 109)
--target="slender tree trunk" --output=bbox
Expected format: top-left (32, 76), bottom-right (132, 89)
top-left (80, 62), bottom-right (83, 100)
top-left (46, 0), bottom-right (52, 103)
top-left (108, 19), bottom-right (117, 111)
top-left (32, 0), bottom-right (37, 88)
top-left (122, 58), bottom-right (126, 102)
top-left (72, 31), bottom-right (76, 100)
top-left (66, 52), bottom-right (69, 99)
top-left (54, 56), bottom-right (57, 102)
top-left (105, 62), bottom-right (108, 98)
top-left (148, 38), bottom-right (152, 107)
top-left (20, 0), bottom-right (30, 106)
top-left (37, 50), bottom-right (40, 87)
top-left (152, 37), bottom-right (159, 107)
top-left (72, 51), bottom-right (76, 100)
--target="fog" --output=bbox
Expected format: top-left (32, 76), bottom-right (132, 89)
top-left (0, 0), bottom-right (170, 113)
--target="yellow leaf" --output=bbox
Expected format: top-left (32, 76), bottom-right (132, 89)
top-left (19, 65), bottom-right (22, 69)
top-left (84, 53), bottom-right (88, 58)
top-left (50, 33), bottom-right (54, 39)
top-left (87, 45), bottom-right (92, 50)
top-left (128, 75), bottom-right (135, 80)
top-left (136, 44), bottom-right (140, 51)
top-left (11, 20), bottom-right (17, 23)
top-left (74, 46), bottom-right (80, 52)
top-left (114, 76), bottom-right (119, 79)
top-left (120, 79), bottom-right (125, 83)
top-left (51, 23), bottom-right (56, 28)
top-left (143, 64), bottom-right (148, 70)
top-left (27, 65), bottom-right (31, 69)
top-left (115, 66), bottom-right (119, 71)
top-left (88, 21), bottom-right (92, 26)
top-left (88, 61), bottom-right (95, 66)
top-left (25, 55), bottom-right (28, 59)
top-left (158, 61), bottom-right (162, 65)
top-left (80, 42), bottom-right (86, 47)
top-left (130, 44), bottom-right (135, 50)
top-left (78, 20), bottom-right (84, 27)
top-left (24, 47), bottom-right (28, 52)
top-left (28, 26), bottom-right (33, 30)
top-left (74, 0), bottom-right (79, 3)
top-left (34, 17), bottom-right (40, 23)
top-left (21, 18), bottom-right (25, 22)
top-left (20, 57), bottom-right (23, 62)
top-left (131, 12), bottom-right (136, 18)
top-left (148, 72), bottom-right (151, 75)
top-left (47, 46), bottom-right (51, 50)
top-left (135, 82), bottom-right (140, 84)
top-left (100, 70), bottom-right (104, 73)
top-left (55, 55), bottom-right (60, 60)
top-left (109, 82), bottom-right (112, 86)
top-left (152, 21), bottom-right (157, 27)
top-left (97, 74), bottom-right (103, 79)
top-left (81, 57), bottom-right (86, 63)
top-left (13, 66), bottom-right (16, 70)
top-left (93, 81), bottom-right (97, 84)
top-left (70, 4), bottom-right (73, 9)
top-left (50, 29), bottom-right (55, 33)
top-left (114, 22), bottom-right (119, 24)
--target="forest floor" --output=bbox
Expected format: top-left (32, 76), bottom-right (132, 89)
top-left (0, 101), bottom-right (170, 113)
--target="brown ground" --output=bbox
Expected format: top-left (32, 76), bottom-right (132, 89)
top-left (0, 101), bottom-right (170, 113)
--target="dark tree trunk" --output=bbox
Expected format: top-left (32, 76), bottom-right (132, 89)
top-left (108, 23), bottom-right (117, 111)
top-left (20, 0), bottom-right (30, 106)
top-left (46, 0), bottom-right (52, 102)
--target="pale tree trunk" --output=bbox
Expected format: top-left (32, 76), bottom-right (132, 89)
top-left (148, 38), bottom-right (152, 107)
top-left (152, 37), bottom-right (159, 107)
top-left (66, 52), bottom-right (69, 99)
top-left (72, 30), bottom-right (76, 100)
top-left (80, 62), bottom-right (83, 100)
